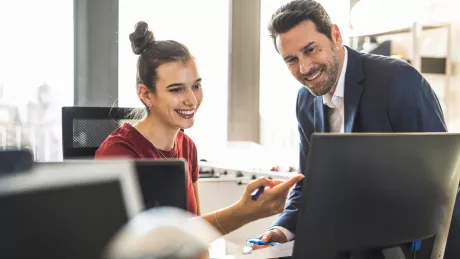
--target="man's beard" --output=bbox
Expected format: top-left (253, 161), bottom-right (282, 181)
top-left (299, 47), bottom-right (340, 96)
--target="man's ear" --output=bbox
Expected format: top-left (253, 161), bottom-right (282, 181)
top-left (331, 24), bottom-right (343, 46)
top-left (137, 84), bottom-right (152, 108)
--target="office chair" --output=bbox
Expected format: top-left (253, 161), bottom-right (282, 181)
top-left (62, 107), bottom-right (144, 159)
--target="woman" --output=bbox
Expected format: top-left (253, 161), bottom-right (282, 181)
top-left (95, 21), bottom-right (205, 215)
top-left (95, 21), bottom-right (303, 233)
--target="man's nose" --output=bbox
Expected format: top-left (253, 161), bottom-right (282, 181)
top-left (299, 57), bottom-right (313, 75)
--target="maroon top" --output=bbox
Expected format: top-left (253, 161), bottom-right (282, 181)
top-left (95, 123), bottom-right (198, 215)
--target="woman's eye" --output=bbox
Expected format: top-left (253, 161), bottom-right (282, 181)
top-left (194, 84), bottom-right (201, 89)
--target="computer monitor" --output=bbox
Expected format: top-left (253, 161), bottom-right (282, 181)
top-left (292, 133), bottom-right (460, 259)
top-left (134, 159), bottom-right (188, 211)
top-left (0, 160), bottom-right (144, 259)
top-left (0, 149), bottom-right (34, 174)
top-left (46, 158), bottom-right (188, 211)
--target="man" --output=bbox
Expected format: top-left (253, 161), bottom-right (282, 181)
top-left (257, 0), bottom-right (447, 255)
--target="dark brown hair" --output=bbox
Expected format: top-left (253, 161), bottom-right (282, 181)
top-left (129, 21), bottom-right (192, 110)
top-left (268, 0), bottom-right (332, 52)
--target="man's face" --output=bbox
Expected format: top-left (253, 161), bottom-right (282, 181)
top-left (277, 20), bottom-right (343, 96)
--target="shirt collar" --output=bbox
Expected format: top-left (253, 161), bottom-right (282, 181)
top-left (323, 46), bottom-right (348, 108)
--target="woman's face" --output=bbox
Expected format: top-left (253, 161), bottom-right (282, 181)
top-left (146, 58), bottom-right (203, 130)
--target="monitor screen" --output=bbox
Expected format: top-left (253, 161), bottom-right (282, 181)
top-left (292, 133), bottom-right (460, 259)
top-left (0, 181), bottom-right (127, 259)
top-left (135, 160), bottom-right (188, 211)
top-left (0, 160), bottom-right (143, 259)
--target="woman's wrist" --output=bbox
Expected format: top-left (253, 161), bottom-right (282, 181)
top-left (231, 199), bottom-right (257, 224)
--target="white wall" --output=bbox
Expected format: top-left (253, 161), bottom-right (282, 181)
top-left (118, 0), bottom-right (230, 159)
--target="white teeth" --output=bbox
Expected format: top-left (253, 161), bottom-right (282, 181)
top-left (306, 70), bottom-right (322, 81)
top-left (177, 110), bottom-right (194, 115)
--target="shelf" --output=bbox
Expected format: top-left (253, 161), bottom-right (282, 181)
top-left (348, 23), bottom-right (449, 37)
top-left (404, 57), bottom-right (447, 74)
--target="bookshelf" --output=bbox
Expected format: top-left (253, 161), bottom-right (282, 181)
top-left (349, 22), bottom-right (452, 120)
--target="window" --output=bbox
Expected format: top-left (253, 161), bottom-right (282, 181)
top-left (0, 0), bottom-right (74, 161)
top-left (119, 0), bottom-right (230, 159)
top-left (260, 0), bottom-right (302, 168)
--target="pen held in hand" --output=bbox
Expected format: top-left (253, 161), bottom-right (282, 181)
top-left (251, 186), bottom-right (265, 200)
top-left (246, 238), bottom-right (279, 246)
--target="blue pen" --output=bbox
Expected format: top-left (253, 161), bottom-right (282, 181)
top-left (246, 238), bottom-right (278, 246)
top-left (251, 186), bottom-right (265, 200)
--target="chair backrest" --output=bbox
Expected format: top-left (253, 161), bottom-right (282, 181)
top-left (62, 107), bottom-right (144, 159)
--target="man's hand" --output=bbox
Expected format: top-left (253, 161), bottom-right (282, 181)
top-left (251, 228), bottom-right (288, 250)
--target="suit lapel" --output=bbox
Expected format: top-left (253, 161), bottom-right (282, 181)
top-left (314, 97), bottom-right (326, 132)
top-left (343, 46), bottom-right (364, 133)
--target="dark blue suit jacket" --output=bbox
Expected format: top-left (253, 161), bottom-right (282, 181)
top-left (272, 46), bottom-right (450, 255)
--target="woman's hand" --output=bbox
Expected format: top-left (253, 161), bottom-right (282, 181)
top-left (234, 174), bottom-right (304, 222)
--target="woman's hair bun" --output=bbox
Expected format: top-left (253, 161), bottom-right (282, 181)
top-left (129, 21), bottom-right (155, 55)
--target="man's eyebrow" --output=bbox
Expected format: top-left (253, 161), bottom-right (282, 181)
top-left (282, 41), bottom-right (317, 62)
top-left (283, 55), bottom-right (297, 62)
top-left (300, 41), bottom-right (316, 53)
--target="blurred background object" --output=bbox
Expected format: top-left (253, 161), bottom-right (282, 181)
top-left (105, 207), bottom-right (221, 259)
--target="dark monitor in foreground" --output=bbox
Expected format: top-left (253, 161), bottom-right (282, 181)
top-left (0, 161), bottom-right (143, 259)
top-left (293, 133), bottom-right (460, 259)
top-left (135, 159), bottom-right (188, 211)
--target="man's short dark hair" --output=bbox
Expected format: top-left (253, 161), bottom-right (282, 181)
top-left (268, 0), bottom-right (333, 52)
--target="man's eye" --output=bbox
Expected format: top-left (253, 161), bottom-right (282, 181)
top-left (194, 84), bottom-right (201, 89)
top-left (305, 47), bottom-right (316, 54)
top-left (170, 88), bottom-right (181, 92)
top-left (286, 59), bottom-right (297, 65)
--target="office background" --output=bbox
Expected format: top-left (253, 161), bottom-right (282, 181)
top-left (0, 0), bottom-right (459, 166)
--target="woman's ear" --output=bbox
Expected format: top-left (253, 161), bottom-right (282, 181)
top-left (138, 84), bottom-right (152, 108)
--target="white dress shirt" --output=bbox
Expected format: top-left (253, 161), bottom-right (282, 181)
top-left (273, 46), bottom-right (348, 241)
top-left (323, 46), bottom-right (347, 133)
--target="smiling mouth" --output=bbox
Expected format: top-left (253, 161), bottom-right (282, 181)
top-left (305, 69), bottom-right (323, 81)
top-left (175, 109), bottom-right (195, 119)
